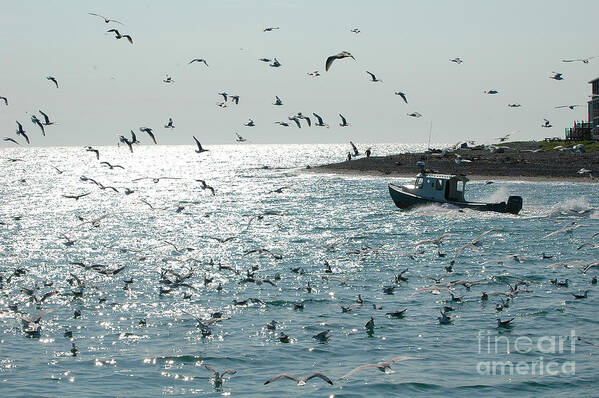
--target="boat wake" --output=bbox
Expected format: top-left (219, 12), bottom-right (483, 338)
top-left (479, 187), bottom-right (509, 204)
top-left (547, 197), bottom-right (596, 218)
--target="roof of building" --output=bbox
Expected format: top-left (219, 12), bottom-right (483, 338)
top-left (589, 77), bottom-right (599, 84)
top-left (417, 172), bottom-right (469, 182)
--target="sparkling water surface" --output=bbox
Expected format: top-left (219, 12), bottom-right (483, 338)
top-left (0, 143), bottom-right (597, 397)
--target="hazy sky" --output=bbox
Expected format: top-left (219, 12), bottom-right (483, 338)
top-left (1, 0), bottom-right (598, 147)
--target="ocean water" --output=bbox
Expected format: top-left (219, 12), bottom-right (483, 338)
top-left (0, 143), bottom-right (597, 397)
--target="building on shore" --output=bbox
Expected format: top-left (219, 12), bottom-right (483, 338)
top-left (565, 77), bottom-right (599, 141)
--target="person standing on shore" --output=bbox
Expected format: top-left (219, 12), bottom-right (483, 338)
top-left (347, 152), bottom-right (352, 162)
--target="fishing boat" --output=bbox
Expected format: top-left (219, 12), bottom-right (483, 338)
top-left (388, 171), bottom-right (522, 214)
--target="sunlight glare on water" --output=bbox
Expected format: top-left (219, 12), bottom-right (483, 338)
top-left (0, 143), bottom-right (597, 397)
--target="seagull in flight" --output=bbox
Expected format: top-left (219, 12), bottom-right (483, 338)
top-left (100, 161), bottom-right (124, 170)
top-left (62, 192), bottom-right (91, 200)
top-left (543, 222), bottom-right (586, 239)
top-left (339, 114), bottom-right (349, 127)
top-left (89, 13), bottom-right (123, 24)
top-left (263, 27), bottom-right (280, 32)
top-left (38, 110), bottom-right (55, 125)
top-left (164, 118), bottom-right (174, 129)
top-left (193, 136), bottom-right (209, 153)
top-left (366, 71), bottom-right (382, 82)
top-left (350, 141), bottom-right (359, 156)
top-left (31, 115), bottom-right (45, 136)
top-left (555, 105), bottom-right (580, 110)
top-left (325, 51), bottom-right (355, 71)
top-left (107, 29), bottom-right (133, 44)
top-left (407, 112), bottom-right (422, 118)
top-left (288, 116), bottom-right (302, 128)
top-left (204, 365), bottom-right (236, 385)
top-left (496, 133), bottom-right (511, 142)
top-left (542, 119), bottom-right (552, 128)
top-left (86, 146), bottom-right (100, 159)
top-left (139, 127), bottom-right (157, 144)
top-left (507, 103), bottom-right (521, 108)
top-left (562, 57), bottom-right (595, 64)
top-left (3, 137), bottom-right (19, 145)
top-left (196, 179), bottom-right (215, 195)
top-left (339, 356), bottom-right (422, 380)
top-left (189, 58), bottom-right (208, 66)
top-left (16, 121), bottom-right (30, 144)
top-left (47, 76), bottom-right (59, 88)
top-left (118, 135), bottom-right (134, 152)
top-left (549, 72), bottom-right (563, 80)
top-left (395, 91), bottom-right (408, 103)
top-left (264, 373), bottom-right (333, 386)
top-left (484, 89), bottom-right (498, 94)
top-left (235, 133), bottom-right (247, 142)
top-left (450, 57), bottom-right (463, 64)
top-left (350, 28), bottom-right (360, 33)
top-left (273, 96), bottom-right (283, 105)
top-left (312, 112), bottom-right (328, 127)
top-left (450, 228), bottom-right (503, 265)
top-left (0, 96), bottom-right (7, 105)
top-left (413, 233), bottom-right (456, 247)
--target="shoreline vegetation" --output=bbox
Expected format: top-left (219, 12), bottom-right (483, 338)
top-left (309, 141), bottom-right (599, 182)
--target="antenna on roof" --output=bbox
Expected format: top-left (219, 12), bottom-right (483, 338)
top-left (423, 121), bottom-right (433, 172)
top-left (427, 121), bottom-right (433, 151)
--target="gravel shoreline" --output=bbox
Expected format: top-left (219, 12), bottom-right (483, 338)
top-left (309, 142), bottom-right (599, 183)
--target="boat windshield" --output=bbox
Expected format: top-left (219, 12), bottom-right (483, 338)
top-left (415, 177), bottom-right (424, 188)
top-left (456, 180), bottom-right (464, 192)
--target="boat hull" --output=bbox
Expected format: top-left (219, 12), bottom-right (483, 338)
top-left (388, 184), bottom-right (522, 214)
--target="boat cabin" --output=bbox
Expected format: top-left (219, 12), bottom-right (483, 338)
top-left (403, 173), bottom-right (468, 202)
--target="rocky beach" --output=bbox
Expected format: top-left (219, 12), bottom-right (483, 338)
top-left (312, 141), bottom-right (599, 182)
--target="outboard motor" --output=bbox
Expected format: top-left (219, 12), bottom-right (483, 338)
top-left (506, 196), bottom-right (523, 215)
